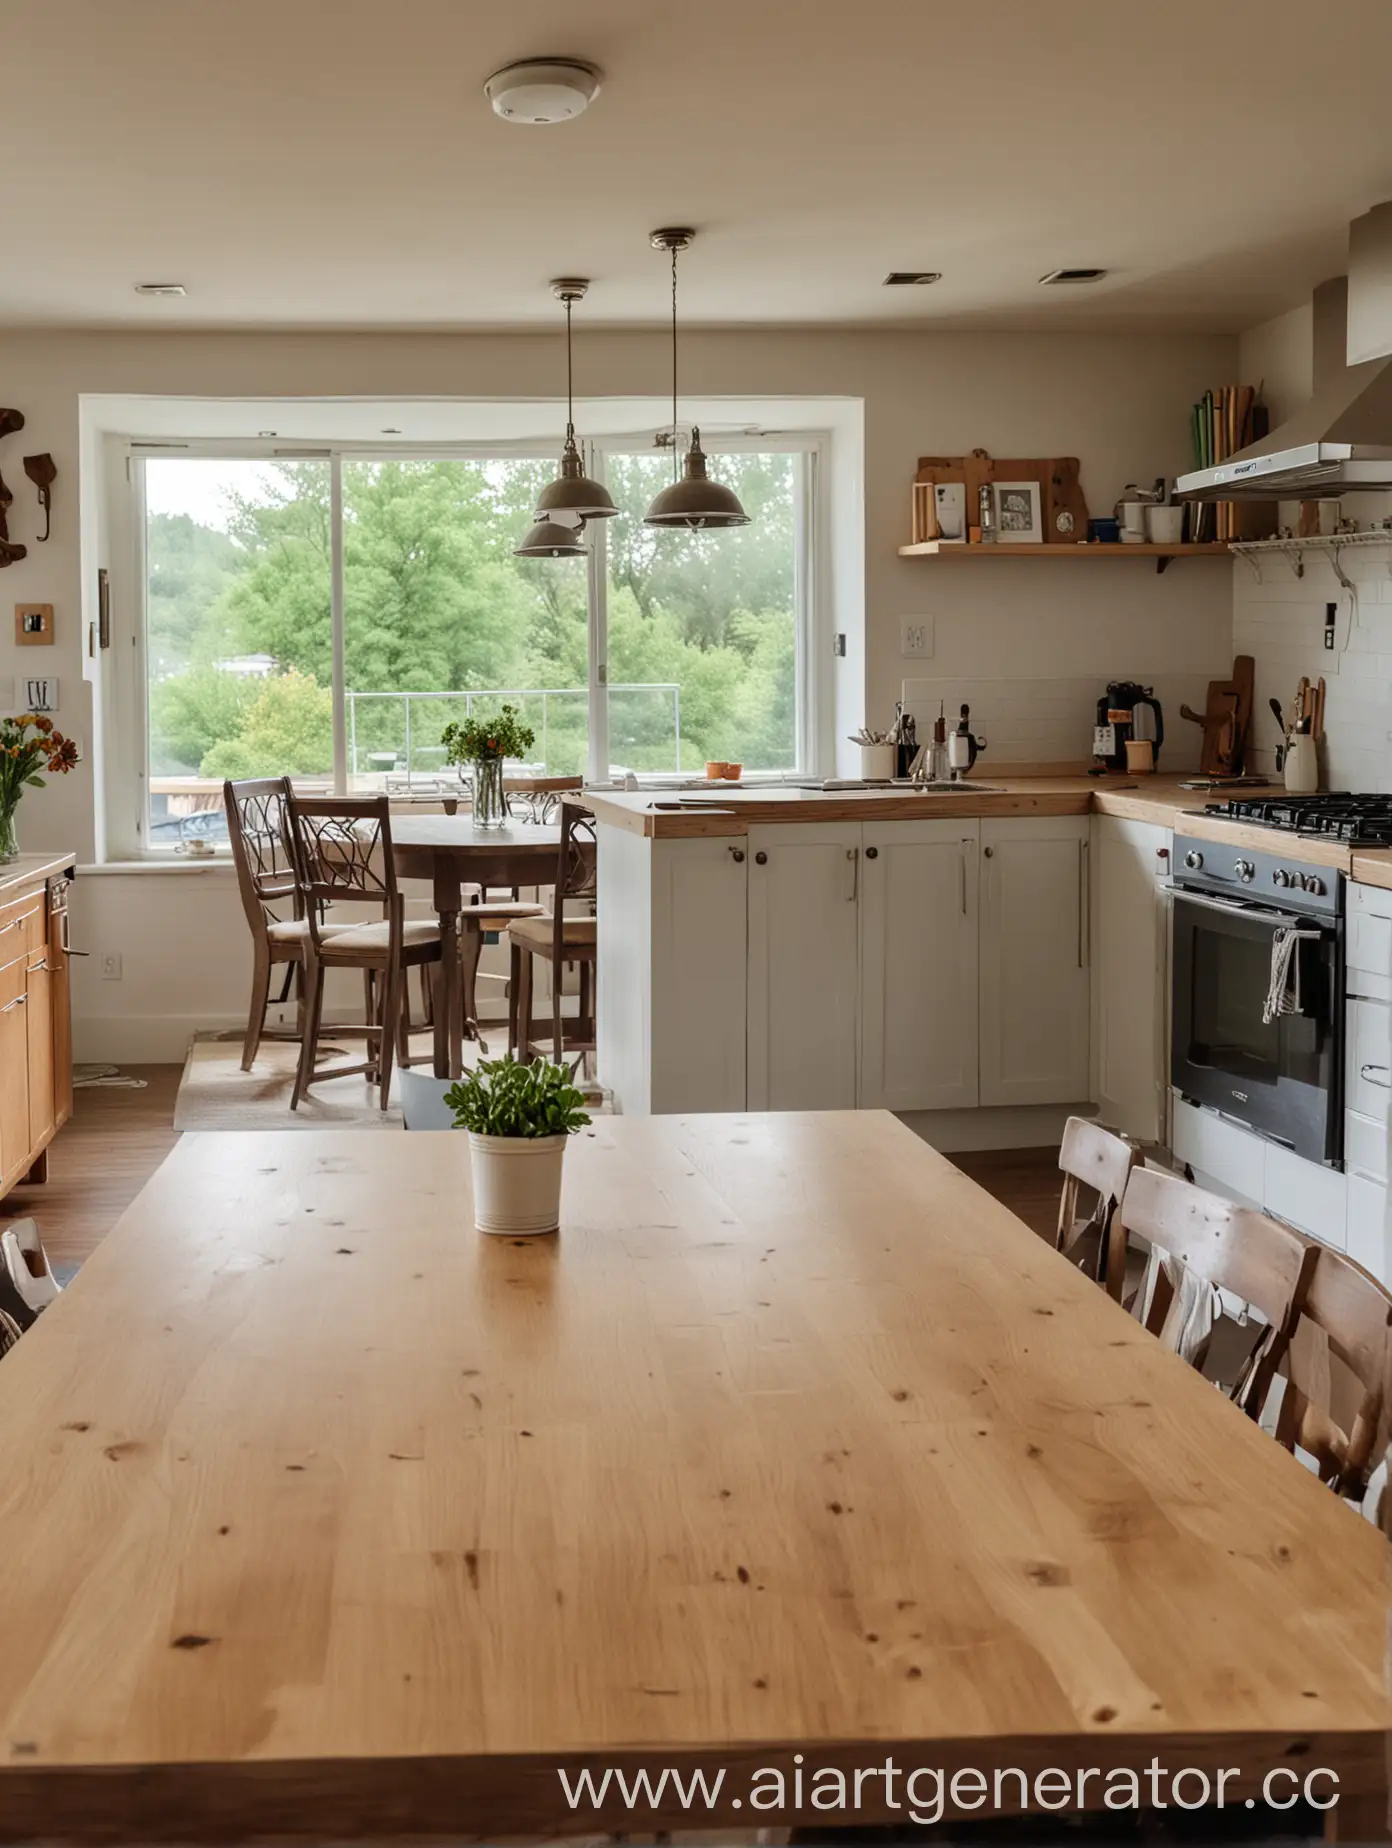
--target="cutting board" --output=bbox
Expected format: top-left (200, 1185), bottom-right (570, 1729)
top-left (1178, 655), bottom-right (1255, 775)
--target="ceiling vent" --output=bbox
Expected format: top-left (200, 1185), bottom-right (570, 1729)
top-left (883, 271), bottom-right (941, 287)
top-left (1039, 268), bottom-right (1108, 285)
top-left (134, 282), bottom-right (187, 297)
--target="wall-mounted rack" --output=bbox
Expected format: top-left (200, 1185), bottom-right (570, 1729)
top-left (897, 540), bottom-right (1233, 575)
top-left (1228, 528), bottom-right (1392, 592)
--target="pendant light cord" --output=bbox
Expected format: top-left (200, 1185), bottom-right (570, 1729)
top-left (565, 293), bottom-right (575, 444)
top-left (670, 243), bottom-right (680, 482)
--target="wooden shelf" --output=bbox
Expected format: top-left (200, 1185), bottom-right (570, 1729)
top-left (898, 539), bottom-right (1232, 575)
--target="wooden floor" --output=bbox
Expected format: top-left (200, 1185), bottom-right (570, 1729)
top-left (1, 1064), bottom-right (1060, 1268)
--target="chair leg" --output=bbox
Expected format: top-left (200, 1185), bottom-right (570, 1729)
top-left (507, 942), bottom-right (521, 1054)
top-left (552, 957), bottom-right (565, 1065)
top-left (273, 961), bottom-right (295, 1006)
top-left (420, 963), bottom-right (435, 1028)
top-left (377, 959), bottom-right (402, 1111)
top-left (291, 959), bottom-right (325, 1110)
top-left (460, 922), bottom-right (484, 1042)
top-left (395, 964), bottom-right (414, 1068)
top-left (518, 951), bottom-right (534, 1062)
top-left (363, 970), bottom-right (379, 1080)
top-left (242, 942), bottom-right (274, 1072)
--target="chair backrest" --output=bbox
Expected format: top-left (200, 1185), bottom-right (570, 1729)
top-left (549, 799), bottom-right (598, 960)
top-left (1056, 1117), bottom-right (1140, 1299)
top-left (1271, 1244), bottom-right (1392, 1501)
top-left (1120, 1166), bottom-right (1317, 1399)
top-left (224, 777), bottom-right (299, 940)
top-left (285, 794), bottom-right (397, 948)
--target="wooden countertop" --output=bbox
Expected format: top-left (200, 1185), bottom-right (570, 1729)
top-left (0, 1116), bottom-right (1384, 1840)
top-left (0, 850), bottom-right (74, 901)
top-left (586, 780), bottom-right (1392, 881)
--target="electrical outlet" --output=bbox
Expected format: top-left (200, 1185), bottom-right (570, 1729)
top-left (100, 952), bottom-right (123, 981)
top-left (901, 618), bottom-right (933, 658)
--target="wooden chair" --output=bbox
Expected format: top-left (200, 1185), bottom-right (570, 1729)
top-left (1055, 1117), bottom-right (1141, 1302)
top-left (285, 795), bottom-right (443, 1111)
top-left (508, 800), bottom-right (597, 1066)
top-left (1119, 1166), bottom-right (1318, 1408)
top-left (224, 776), bottom-right (344, 1072)
top-left (1260, 1244), bottom-right (1392, 1514)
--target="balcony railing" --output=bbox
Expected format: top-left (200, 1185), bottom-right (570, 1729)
top-left (345, 684), bottom-right (682, 784)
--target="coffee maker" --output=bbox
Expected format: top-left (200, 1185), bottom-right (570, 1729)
top-left (1092, 681), bottom-right (1164, 774)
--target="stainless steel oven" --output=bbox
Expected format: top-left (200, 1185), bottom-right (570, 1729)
top-left (1170, 833), bottom-right (1343, 1166)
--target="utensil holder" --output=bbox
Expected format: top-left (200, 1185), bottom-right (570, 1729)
top-left (860, 744), bottom-right (897, 781)
top-left (1283, 734), bottom-right (1318, 795)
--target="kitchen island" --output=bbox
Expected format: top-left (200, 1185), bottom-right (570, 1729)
top-left (591, 776), bottom-right (1212, 1126)
top-left (0, 1115), bottom-right (1384, 1841)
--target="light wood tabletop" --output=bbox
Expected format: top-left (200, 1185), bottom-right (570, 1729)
top-left (0, 1113), bottom-right (1386, 1841)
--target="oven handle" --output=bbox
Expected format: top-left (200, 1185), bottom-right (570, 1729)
top-left (1360, 1063), bottom-right (1392, 1090)
top-left (1170, 887), bottom-right (1334, 932)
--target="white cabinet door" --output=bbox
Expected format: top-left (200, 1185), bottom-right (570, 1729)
top-left (1347, 1170), bottom-right (1390, 1285)
top-left (979, 816), bottom-right (1091, 1107)
top-left (859, 820), bottom-right (979, 1111)
top-left (747, 822), bottom-right (860, 1110)
top-left (650, 837), bottom-right (748, 1113)
top-left (1091, 815), bottom-right (1172, 1141)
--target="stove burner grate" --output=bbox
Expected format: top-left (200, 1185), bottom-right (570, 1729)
top-left (1205, 792), bottom-right (1392, 846)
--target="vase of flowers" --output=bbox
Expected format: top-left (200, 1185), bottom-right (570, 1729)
top-left (0, 714), bottom-right (79, 863)
top-left (444, 1055), bottom-right (591, 1235)
top-left (440, 703), bottom-right (536, 831)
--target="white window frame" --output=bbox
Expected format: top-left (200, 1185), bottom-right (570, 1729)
top-left (112, 430), bottom-right (831, 858)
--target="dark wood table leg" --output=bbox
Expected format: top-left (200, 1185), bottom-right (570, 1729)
top-left (459, 919), bottom-right (485, 1049)
top-left (433, 866), bottom-right (464, 1079)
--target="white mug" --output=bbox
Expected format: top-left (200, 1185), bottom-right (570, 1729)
top-left (177, 837), bottom-right (217, 858)
top-left (1146, 505), bottom-right (1185, 544)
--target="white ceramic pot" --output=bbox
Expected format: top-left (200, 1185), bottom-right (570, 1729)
top-left (860, 743), bottom-right (897, 781)
top-left (468, 1133), bottom-right (568, 1235)
top-left (1146, 504), bottom-right (1186, 544)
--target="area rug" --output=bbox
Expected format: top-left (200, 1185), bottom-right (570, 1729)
top-left (173, 1030), bottom-right (494, 1132)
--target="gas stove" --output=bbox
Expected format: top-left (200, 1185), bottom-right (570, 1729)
top-left (1198, 791), bottom-right (1392, 846)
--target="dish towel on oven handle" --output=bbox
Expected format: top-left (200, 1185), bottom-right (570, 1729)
top-left (1262, 926), bottom-right (1321, 1026)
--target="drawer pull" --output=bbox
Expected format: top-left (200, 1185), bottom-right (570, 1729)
top-left (1, 993), bottom-right (27, 1014)
top-left (1360, 1063), bottom-right (1392, 1089)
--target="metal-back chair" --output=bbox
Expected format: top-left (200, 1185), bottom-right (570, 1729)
top-left (507, 800), bottom-right (598, 1066)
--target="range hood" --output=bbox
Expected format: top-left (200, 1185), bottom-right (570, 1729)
top-left (1179, 214), bottom-right (1392, 503)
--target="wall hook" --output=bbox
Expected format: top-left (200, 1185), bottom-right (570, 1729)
top-left (22, 454), bottom-right (55, 542)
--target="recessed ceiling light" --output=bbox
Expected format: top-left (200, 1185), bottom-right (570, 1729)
top-left (134, 282), bottom-right (187, 297)
top-left (257, 430), bottom-right (278, 438)
top-left (381, 427), bottom-right (403, 435)
top-left (484, 58), bottom-right (601, 124)
top-left (883, 271), bottom-right (942, 286)
top-left (1039, 268), bottom-right (1108, 285)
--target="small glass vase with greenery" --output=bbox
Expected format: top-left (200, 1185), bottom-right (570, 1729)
top-left (0, 714), bottom-right (80, 864)
top-left (445, 1055), bottom-right (591, 1236)
top-left (440, 704), bottom-right (536, 830)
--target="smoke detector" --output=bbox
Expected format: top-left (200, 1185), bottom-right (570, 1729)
top-left (484, 58), bottom-right (602, 124)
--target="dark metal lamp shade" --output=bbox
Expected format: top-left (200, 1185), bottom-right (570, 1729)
top-left (535, 434), bottom-right (618, 521)
top-left (643, 429), bottom-right (749, 529)
top-left (513, 517), bottom-right (588, 558)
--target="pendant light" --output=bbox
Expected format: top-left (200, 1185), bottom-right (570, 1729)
top-left (644, 229), bottom-right (750, 531)
top-left (532, 278), bottom-right (618, 525)
top-left (513, 515), bottom-right (588, 558)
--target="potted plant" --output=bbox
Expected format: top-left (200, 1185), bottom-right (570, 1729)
top-left (440, 703), bottom-right (536, 831)
top-left (0, 713), bottom-right (79, 864)
top-left (445, 1055), bottom-right (590, 1235)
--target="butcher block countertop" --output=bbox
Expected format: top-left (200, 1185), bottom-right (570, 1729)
top-left (0, 1115), bottom-right (1385, 1842)
top-left (0, 850), bottom-right (74, 902)
top-left (585, 778), bottom-right (1392, 882)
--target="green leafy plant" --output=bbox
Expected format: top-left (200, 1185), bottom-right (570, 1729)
top-left (441, 702), bottom-right (536, 765)
top-left (445, 1056), bottom-right (591, 1139)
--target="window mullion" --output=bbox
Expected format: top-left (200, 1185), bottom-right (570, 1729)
top-left (330, 455), bottom-right (346, 794)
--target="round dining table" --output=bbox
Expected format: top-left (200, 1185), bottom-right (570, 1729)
top-left (391, 815), bottom-right (561, 1077)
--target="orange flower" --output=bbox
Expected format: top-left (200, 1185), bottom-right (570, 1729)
top-left (33, 716), bottom-right (53, 734)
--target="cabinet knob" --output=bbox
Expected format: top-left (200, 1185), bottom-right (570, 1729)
top-left (865, 846), bottom-right (878, 859)
top-left (983, 846), bottom-right (994, 858)
top-left (729, 847), bottom-right (745, 863)
top-left (754, 851), bottom-right (768, 865)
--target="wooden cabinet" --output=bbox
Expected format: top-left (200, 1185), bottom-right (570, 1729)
top-left (979, 816), bottom-right (1091, 1107)
top-left (0, 873), bottom-right (74, 1201)
top-left (747, 822), bottom-right (860, 1110)
top-left (859, 820), bottom-right (979, 1111)
top-left (1091, 815), bottom-right (1173, 1142)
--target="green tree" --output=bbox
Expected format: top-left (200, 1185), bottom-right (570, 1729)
top-left (149, 664), bottom-right (257, 775)
top-left (199, 671), bottom-right (334, 779)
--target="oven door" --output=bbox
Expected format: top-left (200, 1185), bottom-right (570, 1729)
top-left (1171, 889), bottom-right (1342, 1164)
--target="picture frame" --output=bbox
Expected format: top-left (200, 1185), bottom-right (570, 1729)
top-left (992, 480), bottom-right (1043, 543)
top-left (14, 602), bottom-right (53, 646)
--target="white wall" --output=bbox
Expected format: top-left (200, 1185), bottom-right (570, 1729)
top-left (0, 323), bottom-right (1237, 1059)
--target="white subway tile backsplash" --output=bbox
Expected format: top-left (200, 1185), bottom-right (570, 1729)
top-left (900, 674), bottom-right (1211, 769)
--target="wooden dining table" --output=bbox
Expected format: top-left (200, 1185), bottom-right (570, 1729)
top-left (391, 813), bottom-right (560, 1076)
top-left (0, 1112), bottom-right (1387, 1842)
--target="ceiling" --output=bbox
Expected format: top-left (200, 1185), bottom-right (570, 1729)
top-left (8, 0), bottom-right (1392, 334)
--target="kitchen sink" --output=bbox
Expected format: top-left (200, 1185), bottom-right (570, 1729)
top-left (818, 780), bottom-right (1009, 795)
